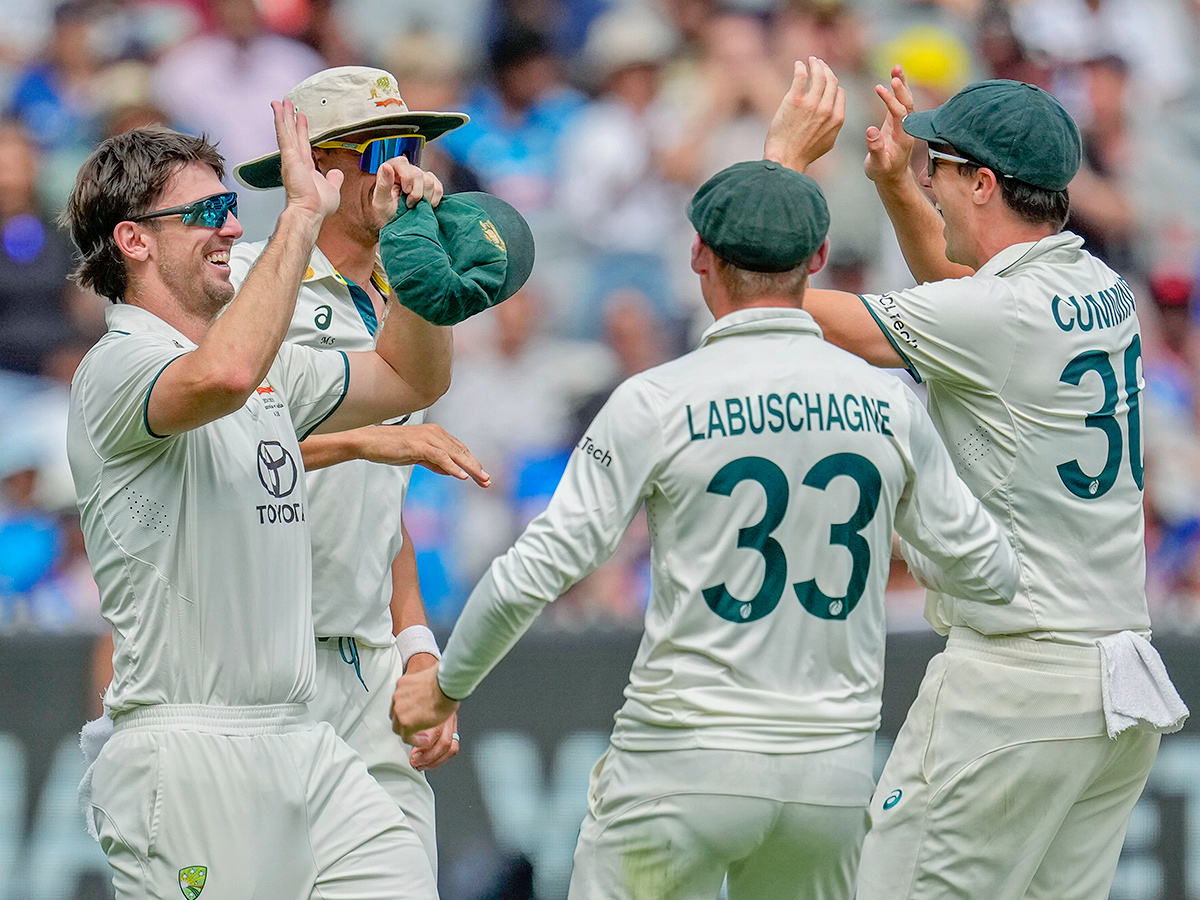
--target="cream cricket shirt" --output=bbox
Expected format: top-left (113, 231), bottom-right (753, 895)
top-left (860, 232), bottom-right (1150, 643)
top-left (68, 303), bottom-right (349, 714)
top-left (230, 241), bottom-right (418, 646)
top-left (439, 308), bottom-right (1017, 753)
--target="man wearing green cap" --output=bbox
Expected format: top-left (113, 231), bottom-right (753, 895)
top-left (230, 66), bottom-right (534, 882)
top-left (389, 159), bottom-right (1018, 900)
top-left (765, 59), bottom-right (1187, 900)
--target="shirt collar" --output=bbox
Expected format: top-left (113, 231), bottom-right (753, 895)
top-left (975, 231), bottom-right (1085, 278)
top-left (305, 244), bottom-right (391, 297)
top-left (304, 244), bottom-right (339, 283)
top-left (105, 303), bottom-right (197, 349)
top-left (698, 306), bottom-right (824, 347)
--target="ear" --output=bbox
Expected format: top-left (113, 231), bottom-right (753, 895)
top-left (113, 220), bottom-right (153, 262)
top-left (807, 238), bottom-right (830, 275)
top-left (972, 168), bottom-right (1001, 205)
top-left (690, 234), bottom-right (708, 275)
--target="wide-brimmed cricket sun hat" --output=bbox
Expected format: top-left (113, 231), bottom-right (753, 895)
top-left (235, 66), bottom-right (469, 190)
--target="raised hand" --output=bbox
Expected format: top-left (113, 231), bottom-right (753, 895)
top-left (272, 99), bottom-right (342, 220)
top-left (371, 157), bottom-right (446, 227)
top-left (864, 65), bottom-right (917, 185)
top-left (764, 57), bottom-right (846, 173)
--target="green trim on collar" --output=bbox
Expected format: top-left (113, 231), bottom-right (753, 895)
top-left (343, 278), bottom-right (379, 337)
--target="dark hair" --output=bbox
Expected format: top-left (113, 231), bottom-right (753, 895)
top-left (958, 161), bottom-right (1071, 232)
top-left (61, 126), bottom-right (224, 303)
top-left (489, 26), bottom-right (550, 74)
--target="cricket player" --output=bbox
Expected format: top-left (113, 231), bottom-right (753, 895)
top-left (230, 67), bottom-right (487, 876)
top-left (764, 59), bottom-right (1188, 900)
top-left (391, 160), bottom-right (1019, 900)
top-left (65, 106), bottom-right (451, 898)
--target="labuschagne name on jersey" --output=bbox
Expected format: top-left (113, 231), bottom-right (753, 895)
top-left (687, 392), bottom-right (893, 441)
top-left (578, 435), bottom-right (612, 467)
top-left (1050, 278), bottom-right (1136, 333)
top-left (255, 440), bottom-right (305, 525)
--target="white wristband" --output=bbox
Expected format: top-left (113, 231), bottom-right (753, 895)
top-left (397, 625), bottom-right (441, 671)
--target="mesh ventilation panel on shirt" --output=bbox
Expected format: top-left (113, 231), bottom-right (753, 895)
top-left (956, 428), bottom-right (992, 466)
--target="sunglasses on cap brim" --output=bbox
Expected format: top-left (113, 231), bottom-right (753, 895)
top-left (315, 135), bottom-right (426, 174)
top-left (129, 191), bottom-right (238, 228)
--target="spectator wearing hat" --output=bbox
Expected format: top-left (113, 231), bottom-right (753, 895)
top-left (232, 64), bottom-right (535, 880)
top-left (391, 159), bottom-right (1016, 900)
top-left (767, 58), bottom-right (1187, 900)
top-left (556, 5), bottom-right (686, 338)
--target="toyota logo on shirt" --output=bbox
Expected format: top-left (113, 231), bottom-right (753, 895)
top-left (257, 441), bottom-right (298, 498)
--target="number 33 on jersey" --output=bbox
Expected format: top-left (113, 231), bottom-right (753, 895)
top-left (475, 309), bottom-right (1017, 748)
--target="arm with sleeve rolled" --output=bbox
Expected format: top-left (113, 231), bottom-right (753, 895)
top-left (891, 390), bottom-right (1018, 602)
top-left (390, 379), bottom-right (662, 738)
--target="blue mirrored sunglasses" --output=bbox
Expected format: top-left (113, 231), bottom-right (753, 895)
top-left (317, 135), bottom-right (426, 173)
top-left (131, 191), bottom-right (238, 228)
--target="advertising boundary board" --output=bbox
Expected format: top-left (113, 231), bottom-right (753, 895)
top-left (0, 629), bottom-right (1197, 899)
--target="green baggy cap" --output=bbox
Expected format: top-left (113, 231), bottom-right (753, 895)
top-left (902, 79), bottom-right (1082, 191)
top-left (380, 192), bottom-right (535, 326)
top-left (687, 161), bottom-right (830, 272)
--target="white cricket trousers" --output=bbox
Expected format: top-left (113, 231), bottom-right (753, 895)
top-left (568, 742), bottom-right (872, 900)
top-left (856, 627), bottom-right (1160, 900)
top-left (89, 703), bottom-right (437, 900)
top-left (309, 637), bottom-right (438, 875)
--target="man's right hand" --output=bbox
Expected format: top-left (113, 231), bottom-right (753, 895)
top-left (864, 65), bottom-right (917, 186)
top-left (273, 99), bottom-right (343, 221)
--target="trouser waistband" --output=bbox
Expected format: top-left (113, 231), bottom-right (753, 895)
top-left (111, 703), bottom-right (308, 735)
top-left (946, 627), bottom-right (1101, 673)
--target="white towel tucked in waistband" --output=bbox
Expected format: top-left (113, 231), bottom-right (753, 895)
top-left (77, 713), bottom-right (114, 841)
top-left (1097, 631), bottom-right (1189, 740)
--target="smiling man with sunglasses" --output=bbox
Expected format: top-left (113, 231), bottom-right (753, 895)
top-left (763, 60), bottom-right (1187, 900)
top-left (230, 66), bottom-right (482, 884)
top-left (63, 99), bottom-right (455, 899)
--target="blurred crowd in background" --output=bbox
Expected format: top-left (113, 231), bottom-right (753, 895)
top-left (2, 0), bottom-right (1200, 636)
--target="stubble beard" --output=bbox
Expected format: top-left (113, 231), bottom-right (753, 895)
top-left (159, 249), bottom-right (234, 323)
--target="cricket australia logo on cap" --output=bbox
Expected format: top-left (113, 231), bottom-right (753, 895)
top-left (479, 218), bottom-right (506, 252)
top-left (370, 75), bottom-right (404, 108)
top-left (257, 440), bottom-right (298, 498)
top-left (178, 866), bottom-right (207, 899)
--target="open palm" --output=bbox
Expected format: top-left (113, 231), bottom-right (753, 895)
top-left (864, 66), bottom-right (917, 185)
top-left (272, 99), bottom-right (343, 220)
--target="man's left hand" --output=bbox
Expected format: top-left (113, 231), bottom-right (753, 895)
top-left (402, 653), bottom-right (460, 769)
top-left (372, 158), bottom-right (445, 226)
top-left (392, 658), bottom-right (459, 745)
